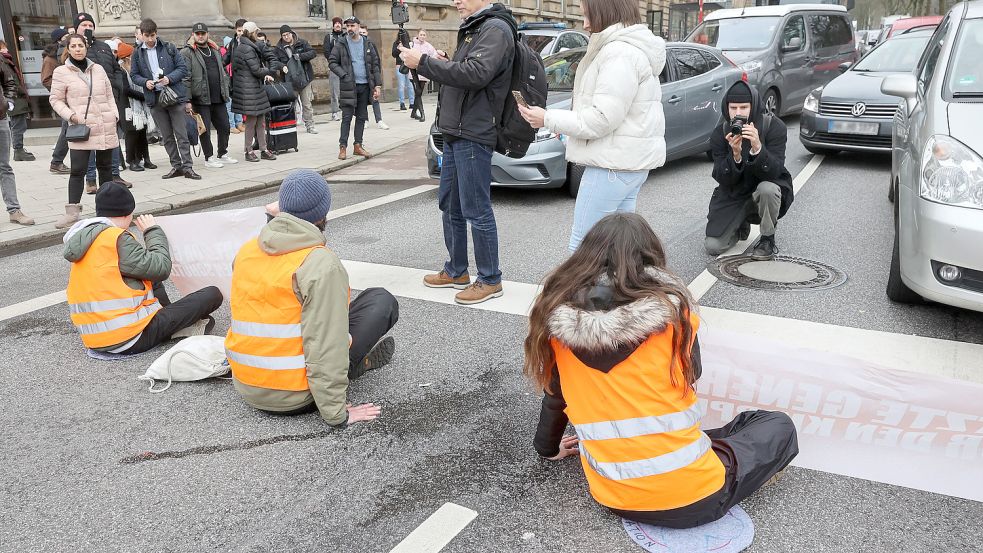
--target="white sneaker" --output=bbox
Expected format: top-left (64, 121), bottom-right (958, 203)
top-left (171, 319), bottom-right (208, 338)
top-left (204, 158), bottom-right (224, 168)
top-left (217, 155), bottom-right (238, 164)
top-left (377, 121), bottom-right (390, 130)
top-left (331, 113), bottom-right (341, 121)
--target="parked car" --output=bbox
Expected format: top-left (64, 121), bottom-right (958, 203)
top-left (424, 43), bottom-right (745, 197)
top-left (685, 4), bottom-right (858, 115)
top-left (517, 22), bottom-right (589, 58)
top-left (799, 28), bottom-right (934, 154)
top-left (881, 0), bottom-right (983, 312)
top-left (883, 15), bottom-right (943, 39)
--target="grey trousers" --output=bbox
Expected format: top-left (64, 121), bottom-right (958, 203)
top-left (297, 83), bottom-right (315, 127)
top-left (705, 181), bottom-right (782, 255)
top-left (329, 73), bottom-right (341, 115)
top-left (9, 114), bottom-right (28, 151)
top-left (0, 117), bottom-right (22, 213)
top-left (151, 103), bottom-right (193, 170)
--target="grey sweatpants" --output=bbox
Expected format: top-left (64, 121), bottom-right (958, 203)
top-left (705, 181), bottom-right (782, 255)
top-left (151, 103), bottom-right (193, 171)
top-left (0, 117), bottom-right (23, 213)
top-left (329, 73), bottom-right (341, 116)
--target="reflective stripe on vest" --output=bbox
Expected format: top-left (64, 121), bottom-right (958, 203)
top-left (579, 433), bottom-right (712, 481)
top-left (575, 402), bottom-right (705, 442)
top-left (225, 239), bottom-right (322, 392)
top-left (66, 226), bottom-right (161, 349)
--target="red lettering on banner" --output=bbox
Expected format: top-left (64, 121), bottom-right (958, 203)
top-left (821, 390), bottom-right (862, 418)
top-left (946, 435), bottom-right (983, 459)
top-left (873, 400), bottom-right (907, 426)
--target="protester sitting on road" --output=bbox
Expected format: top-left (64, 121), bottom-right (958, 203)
top-left (226, 169), bottom-right (399, 427)
top-left (64, 182), bottom-right (223, 355)
top-left (181, 23), bottom-right (237, 169)
top-left (398, 0), bottom-right (515, 305)
top-left (525, 212), bottom-right (799, 528)
top-left (329, 17), bottom-right (382, 161)
top-left (231, 22), bottom-right (282, 163)
top-left (274, 25), bottom-right (318, 134)
top-left (49, 34), bottom-right (120, 229)
top-left (0, 79), bottom-right (34, 225)
top-left (705, 81), bottom-right (793, 260)
top-left (519, 0), bottom-right (666, 252)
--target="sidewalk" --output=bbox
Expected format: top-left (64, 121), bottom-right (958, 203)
top-left (0, 98), bottom-right (436, 252)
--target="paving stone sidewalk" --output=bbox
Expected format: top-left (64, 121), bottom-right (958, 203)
top-left (0, 98), bottom-right (436, 252)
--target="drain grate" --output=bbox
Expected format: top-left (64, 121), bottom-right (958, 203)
top-left (708, 255), bottom-right (847, 291)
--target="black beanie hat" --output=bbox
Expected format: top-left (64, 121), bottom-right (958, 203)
top-left (95, 182), bottom-right (136, 217)
top-left (76, 12), bottom-right (96, 29)
top-left (280, 25), bottom-right (293, 35)
top-left (725, 81), bottom-right (753, 106)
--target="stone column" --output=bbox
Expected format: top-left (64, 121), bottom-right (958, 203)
top-left (139, 0), bottom-right (232, 39)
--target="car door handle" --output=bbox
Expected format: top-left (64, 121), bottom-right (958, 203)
top-left (711, 84), bottom-right (723, 92)
top-left (667, 96), bottom-right (682, 104)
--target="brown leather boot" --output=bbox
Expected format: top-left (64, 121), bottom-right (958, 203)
top-left (454, 281), bottom-right (504, 305)
top-left (338, 146), bottom-right (347, 160)
top-left (353, 144), bottom-right (372, 158)
top-left (423, 270), bottom-right (471, 290)
top-left (8, 210), bottom-right (35, 226)
top-left (55, 204), bottom-right (82, 229)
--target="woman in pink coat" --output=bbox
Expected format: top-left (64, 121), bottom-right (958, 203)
top-left (49, 34), bottom-right (120, 229)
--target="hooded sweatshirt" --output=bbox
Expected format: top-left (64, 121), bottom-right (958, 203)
top-left (230, 214), bottom-right (352, 427)
top-left (544, 24), bottom-right (667, 171)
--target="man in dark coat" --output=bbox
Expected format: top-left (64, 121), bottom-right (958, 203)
top-left (275, 25), bottom-right (317, 134)
top-left (0, 43), bottom-right (32, 161)
top-left (322, 17), bottom-right (345, 121)
top-left (328, 16), bottom-right (382, 161)
top-left (705, 81), bottom-right (793, 260)
top-left (182, 23), bottom-right (235, 168)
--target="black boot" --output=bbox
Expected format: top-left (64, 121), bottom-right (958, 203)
top-left (750, 235), bottom-right (778, 261)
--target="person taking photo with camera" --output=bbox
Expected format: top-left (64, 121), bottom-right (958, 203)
top-left (705, 81), bottom-right (793, 260)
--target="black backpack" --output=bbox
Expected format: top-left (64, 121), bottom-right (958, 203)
top-left (488, 15), bottom-right (548, 159)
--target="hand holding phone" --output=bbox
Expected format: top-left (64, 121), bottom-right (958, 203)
top-left (512, 90), bottom-right (529, 108)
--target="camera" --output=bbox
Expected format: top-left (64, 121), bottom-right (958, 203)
top-left (729, 115), bottom-right (747, 137)
top-left (391, 0), bottom-right (409, 25)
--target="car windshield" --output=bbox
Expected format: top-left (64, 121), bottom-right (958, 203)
top-left (686, 17), bottom-right (781, 50)
top-left (522, 34), bottom-right (555, 56)
top-left (948, 19), bottom-right (983, 96)
top-left (544, 49), bottom-right (584, 91)
top-left (853, 34), bottom-right (931, 72)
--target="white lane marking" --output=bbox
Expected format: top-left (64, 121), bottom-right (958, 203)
top-left (688, 154), bottom-right (825, 302)
top-left (0, 290), bottom-right (67, 323)
top-left (390, 502), bottom-right (478, 553)
top-left (327, 184), bottom-right (437, 221)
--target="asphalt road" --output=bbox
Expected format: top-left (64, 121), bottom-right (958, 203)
top-left (2, 123), bottom-right (982, 553)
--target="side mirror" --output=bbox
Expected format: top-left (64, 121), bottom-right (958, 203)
top-left (838, 62), bottom-right (851, 73)
top-left (782, 37), bottom-right (802, 52)
top-left (881, 73), bottom-right (918, 111)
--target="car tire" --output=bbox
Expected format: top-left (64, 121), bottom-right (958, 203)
top-left (762, 88), bottom-right (781, 115)
top-left (804, 144), bottom-right (839, 156)
top-left (566, 163), bottom-right (585, 198)
top-left (886, 227), bottom-right (923, 304)
top-left (888, 178), bottom-right (895, 203)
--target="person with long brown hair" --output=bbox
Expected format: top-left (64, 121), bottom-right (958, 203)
top-left (526, 212), bottom-right (798, 529)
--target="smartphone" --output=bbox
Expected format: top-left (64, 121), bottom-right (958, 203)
top-left (512, 90), bottom-right (529, 108)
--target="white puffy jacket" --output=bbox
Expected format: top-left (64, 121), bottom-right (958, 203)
top-left (544, 24), bottom-right (666, 171)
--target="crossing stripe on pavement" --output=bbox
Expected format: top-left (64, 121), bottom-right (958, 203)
top-left (0, 290), bottom-right (66, 322)
top-left (389, 502), bottom-right (478, 553)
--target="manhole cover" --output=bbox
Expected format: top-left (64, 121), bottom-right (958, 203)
top-left (708, 255), bottom-right (847, 291)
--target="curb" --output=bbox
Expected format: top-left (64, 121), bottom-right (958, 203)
top-left (0, 134), bottom-right (427, 256)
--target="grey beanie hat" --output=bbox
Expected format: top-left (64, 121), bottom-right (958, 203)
top-left (279, 169), bottom-right (331, 223)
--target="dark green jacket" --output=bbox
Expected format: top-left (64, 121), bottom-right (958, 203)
top-left (181, 39), bottom-right (231, 105)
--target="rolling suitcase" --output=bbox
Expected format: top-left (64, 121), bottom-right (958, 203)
top-left (266, 103), bottom-right (299, 154)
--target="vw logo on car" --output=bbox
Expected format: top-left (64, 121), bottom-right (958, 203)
top-left (852, 102), bottom-right (867, 117)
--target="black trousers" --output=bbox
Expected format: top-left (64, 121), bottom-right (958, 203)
top-left (194, 102), bottom-right (231, 160)
top-left (122, 284), bottom-right (224, 355)
top-left (124, 128), bottom-right (151, 165)
top-left (610, 410), bottom-right (799, 529)
top-left (339, 83), bottom-right (370, 147)
top-left (69, 149), bottom-right (112, 204)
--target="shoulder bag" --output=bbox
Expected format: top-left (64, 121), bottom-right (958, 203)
top-left (264, 81), bottom-right (296, 104)
top-left (65, 73), bottom-right (93, 142)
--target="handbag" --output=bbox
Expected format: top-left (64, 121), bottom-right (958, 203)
top-left (156, 85), bottom-right (180, 109)
top-left (264, 81), bottom-right (296, 104)
top-left (186, 112), bottom-right (200, 148)
top-left (65, 73), bottom-right (93, 142)
top-left (191, 111), bottom-right (206, 136)
top-left (137, 336), bottom-right (231, 393)
top-left (286, 56), bottom-right (311, 92)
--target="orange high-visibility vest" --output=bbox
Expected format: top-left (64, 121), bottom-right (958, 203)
top-left (66, 226), bottom-right (161, 349)
top-left (225, 239), bottom-right (324, 392)
top-left (552, 314), bottom-right (725, 512)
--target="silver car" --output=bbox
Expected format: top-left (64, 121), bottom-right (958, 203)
top-left (425, 43), bottom-right (745, 197)
top-left (881, 0), bottom-right (983, 312)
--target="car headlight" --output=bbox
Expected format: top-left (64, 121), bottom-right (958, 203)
top-left (535, 128), bottom-right (557, 142)
top-left (920, 135), bottom-right (983, 209)
top-left (803, 87), bottom-right (823, 113)
top-left (739, 60), bottom-right (763, 73)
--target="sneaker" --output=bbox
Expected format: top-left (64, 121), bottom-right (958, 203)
top-left (350, 336), bottom-right (396, 379)
top-left (331, 112), bottom-right (341, 121)
top-left (455, 281), bottom-right (504, 305)
top-left (245, 152), bottom-right (260, 163)
top-left (204, 158), bottom-right (224, 168)
top-left (377, 121), bottom-right (390, 130)
top-left (306, 125), bottom-right (319, 134)
top-left (750, 235), bottom-right (778, 261)
top-left (143, 161), bottom-right (158, 170)
top-left (217, 155), bottom-right (238, 164)
top-left (8, 210), bottom-right (35, 225)
top-left (261, 150), bottom-right (277, 161)
top-left (423, 270), bottom-right (471, 289)
top-left (113, 177), bottom-right (133, 189)
top-left (400, 103), bottom-right (406, 110)
top-left (170, 316), bottom-right (216, 339)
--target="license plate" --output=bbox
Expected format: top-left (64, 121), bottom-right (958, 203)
top-left (437, 155), bottom-right (443, 169)
top-left (828, 120), bottom-right (879, 135)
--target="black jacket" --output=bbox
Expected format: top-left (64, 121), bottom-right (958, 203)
top-left (322, 30), bottom-right (344, 64)
top-left (275, 33), bottom-right (316, 83)
top-left (328, 35), bottom-right (382, 109)
top-left (706, 83), bottom-right (794, 238)
top-left (181, 40), bottom-right (231, 105)
top-left (87, 38), bottom-right (128, 107)
top-left (230, 36), bottom-right (280, 116)
top-left (131, 39), bottom-right (191, 108)
top-left (0, 56), bottom-right (22, 118)
top-left (417, 3), bottom-right (516, 147)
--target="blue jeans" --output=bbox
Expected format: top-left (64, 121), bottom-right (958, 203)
top-left (87, 147), bottom-right (121, 180)
top-left (569, 166), bottom-right (648, 252)
top-left (227, 99), bottom-right (242, 127)
top-left (439, 138), bottom-right (501, 285)
top-left (396, 70), bottom-right (415, 105)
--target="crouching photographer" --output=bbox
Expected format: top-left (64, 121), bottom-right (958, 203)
top-left (706, 81), bottom-right (793, 260)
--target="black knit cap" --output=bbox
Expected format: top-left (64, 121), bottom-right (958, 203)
top-left (280, 25), bottom-right (293, 35)
top-left (76, 12), bottom-right (96, 28)
top-left (725, 81), bottom-right (753, 106)
top-left (95, 182), bottom-right (136, 217)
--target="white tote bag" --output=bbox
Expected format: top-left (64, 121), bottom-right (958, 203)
top-left (138, 336), bottom-right (231, 393)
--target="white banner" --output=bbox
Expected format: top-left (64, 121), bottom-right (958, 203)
top-left (155, 207), bottom-right (267, 298)
top-left (698, 326), bottom-right (983, 502)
